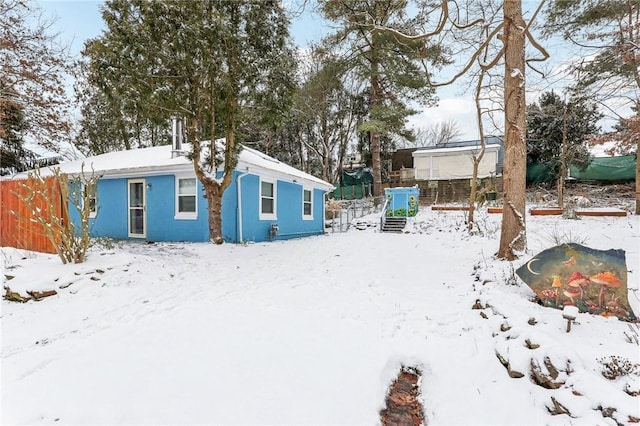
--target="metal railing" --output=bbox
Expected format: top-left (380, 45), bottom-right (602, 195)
top-left (379, 197), bottom-right (390, 231)
top-left (326, 198), bottom-right (382, 233)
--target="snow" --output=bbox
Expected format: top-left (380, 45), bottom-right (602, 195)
top-left (3, 143), bottom-right (334, 191)
top-left (2, 207), bottom-right (639, 425)
top-left (590, 141), bottom-right (625, 157)
top-left (413, 144), bottom-right (501, 155)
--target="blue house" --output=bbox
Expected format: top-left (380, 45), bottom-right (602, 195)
top-left (50, 143), bottom-right (334, 243)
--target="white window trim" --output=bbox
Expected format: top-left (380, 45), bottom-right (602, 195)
top-left (128, 178), bottom-right (147, 238)
top-left (302, 187), bottom-right (313, 220)
top-left (174, 175), bottom-right (198, 220)
top-left (259, 178), bottom-right (277, 221)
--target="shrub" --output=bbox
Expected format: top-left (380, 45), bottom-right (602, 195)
top-left (13, 165), bottom-right (99, 264)
top-left (598, 356), bottom-right (640, 380)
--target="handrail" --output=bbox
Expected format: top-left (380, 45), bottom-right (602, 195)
top-left (380, 197), bottom-right (389, 231)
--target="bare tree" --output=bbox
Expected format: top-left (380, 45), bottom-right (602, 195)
top-left (0, 0), bottom-right (72, 151)
top-left (414, 120), bottom-right (463, 146)
top-left (13, 166), bottom-right (98, 264)
top-left (372, 0), bottom-right (549, 259)
top-left (498, 0), bottom-right (528, 258)
top-left (318, 0), bottom-right (447, 197)
top-left (545, 0), bottom-right (640, 214)
top-left (294, 46), bottom-right (363, 183)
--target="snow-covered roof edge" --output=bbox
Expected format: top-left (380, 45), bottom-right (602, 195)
top-left (413, 144), bottom-right (501, 156)
top-left (2, 143), bottom-right (335, 191)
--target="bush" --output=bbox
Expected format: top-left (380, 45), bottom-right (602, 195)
top-left (14, 165), bottom-right (99, 264)
top-left (598, 356), bottom-right (640, 380)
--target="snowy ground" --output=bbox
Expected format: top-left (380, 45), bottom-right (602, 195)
top-left (2, 205), bottom-right (639, 425)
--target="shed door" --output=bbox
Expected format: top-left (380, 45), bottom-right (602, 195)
top-left (128, 179), bottom-right (146, 238)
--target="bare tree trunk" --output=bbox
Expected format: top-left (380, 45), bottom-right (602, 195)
top-left (205, 185), bottom-right (224, 244)
top-left (557, 106), bottom-right (568, 210)
top-left (118, 115), bottom-right (131, 150)
top-left (370, 58), bottom-right (383, 197)
top-left (498, 0), bottom-right (527, 260)
top-left (468, 160), bottom-right (481, 231)
top-left (636, 138), bottom-right (639, 215)
top-left (321, 112), bottom-right (330, 182)
top-left (468, 65), bottom-right (487, 231)
top-left (189, 111), bottom-right (232, 245)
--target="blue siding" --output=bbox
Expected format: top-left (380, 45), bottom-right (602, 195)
top-left (236, 173), bottom-right (260, 242)
top-left (220, 170), bottom-right (239, 243)
top-left (145, 175), bottom-right (210, 242)
top-left (74, 176), bottom-right (209, 242)
top-left (91, 179), bottom-right (128, 239)
top-left (71, 170), bottom-right (326, 244)
top-left (237, 176), bottom-right (325, 242)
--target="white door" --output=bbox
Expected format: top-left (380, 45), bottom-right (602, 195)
top-left (128, 179), bottom-right (146, 238)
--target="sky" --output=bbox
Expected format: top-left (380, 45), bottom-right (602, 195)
top-left (2, 198), bottom-right (639, 425)
top-left (35, 0), bottom-right (621, 144)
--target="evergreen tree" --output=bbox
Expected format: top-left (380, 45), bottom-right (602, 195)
top-left (318, 0), bottom-right (448, 196)
top-left (544, 0), bottom-right (639, 101)
top-left (81, 0), bottom-right (296, 243)
top-left (545, 0), bottom-right (640, 213)
top-left (0, 94), bottom-right (28, 174)
top-left (526, 91), bottom-right (602, 176)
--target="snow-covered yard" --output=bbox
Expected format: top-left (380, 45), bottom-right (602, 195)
top-left (2, 206), bottom-right (639, 425)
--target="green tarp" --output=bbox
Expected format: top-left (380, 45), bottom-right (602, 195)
top-left (341, 167), bottom-right (374, 186)
top-left (333, 167), bottom-right (374, 199)
top-left (527, 162), bottom-right (554, 183)
top-left (569, 155), bottom-right (636, 181)
top-left (333, 184), bottom-right (372, 200)
top-left (527, 155), bottom-right (636, 183)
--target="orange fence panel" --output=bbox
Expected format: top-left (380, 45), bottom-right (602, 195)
top-left (0, 177), bottom-right (63, 254)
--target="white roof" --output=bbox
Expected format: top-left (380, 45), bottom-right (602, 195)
top-left (413, 144), bottom-right (501, 156)
top-left (7, 144), bottom-right (334, 191)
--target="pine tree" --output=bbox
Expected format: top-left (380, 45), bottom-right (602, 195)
top-left (80, 0), bottom-right (296, 243)
top-left (545, 0), bottom-right (640, 214)
top-left (318, 0), bottom-right (448, 197)
top-left (0, 87), bottom-right (28, 174)
top-left (527, 91), bottom-right (602, 176)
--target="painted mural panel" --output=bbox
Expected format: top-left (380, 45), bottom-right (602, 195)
top-left (516, 243), bottom-right (635, 321)
top-left (384, 187), bottom-right (419, 217)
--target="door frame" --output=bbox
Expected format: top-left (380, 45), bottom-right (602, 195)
top-left (127, 179), bottom-right (146, 238)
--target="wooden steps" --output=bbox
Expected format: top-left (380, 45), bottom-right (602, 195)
top-left (381, 217), bottom-right (407, 233)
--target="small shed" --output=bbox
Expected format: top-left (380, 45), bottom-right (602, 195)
top-left (384, 187), bottom-right (419, 217)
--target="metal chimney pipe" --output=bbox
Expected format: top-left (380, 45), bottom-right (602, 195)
top-left (171, 116), bottom-right (182, 158)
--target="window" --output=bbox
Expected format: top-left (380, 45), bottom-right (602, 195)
top-left (302, 188), bottom-right (313, 219)
top-left (175, 176), bottom-right (197, 219)
top-left (260, 180), bottom-right (276, 220)
top-left (82, 183), bottom-right (97, 218)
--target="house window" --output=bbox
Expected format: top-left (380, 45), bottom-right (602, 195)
top-left (260, 180), bottom-right (276, 220)
top-left (82, 183), bottom-right (97, 218)
top-left (302, 188), bottom-right (313, 219)
top-left (175, 176), bottom-right (197, 219)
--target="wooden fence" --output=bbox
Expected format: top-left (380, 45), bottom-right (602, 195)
top-left (389, 176), bottom-right (504, 205)
top-left (0, 176), bottom-right (62, 254)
